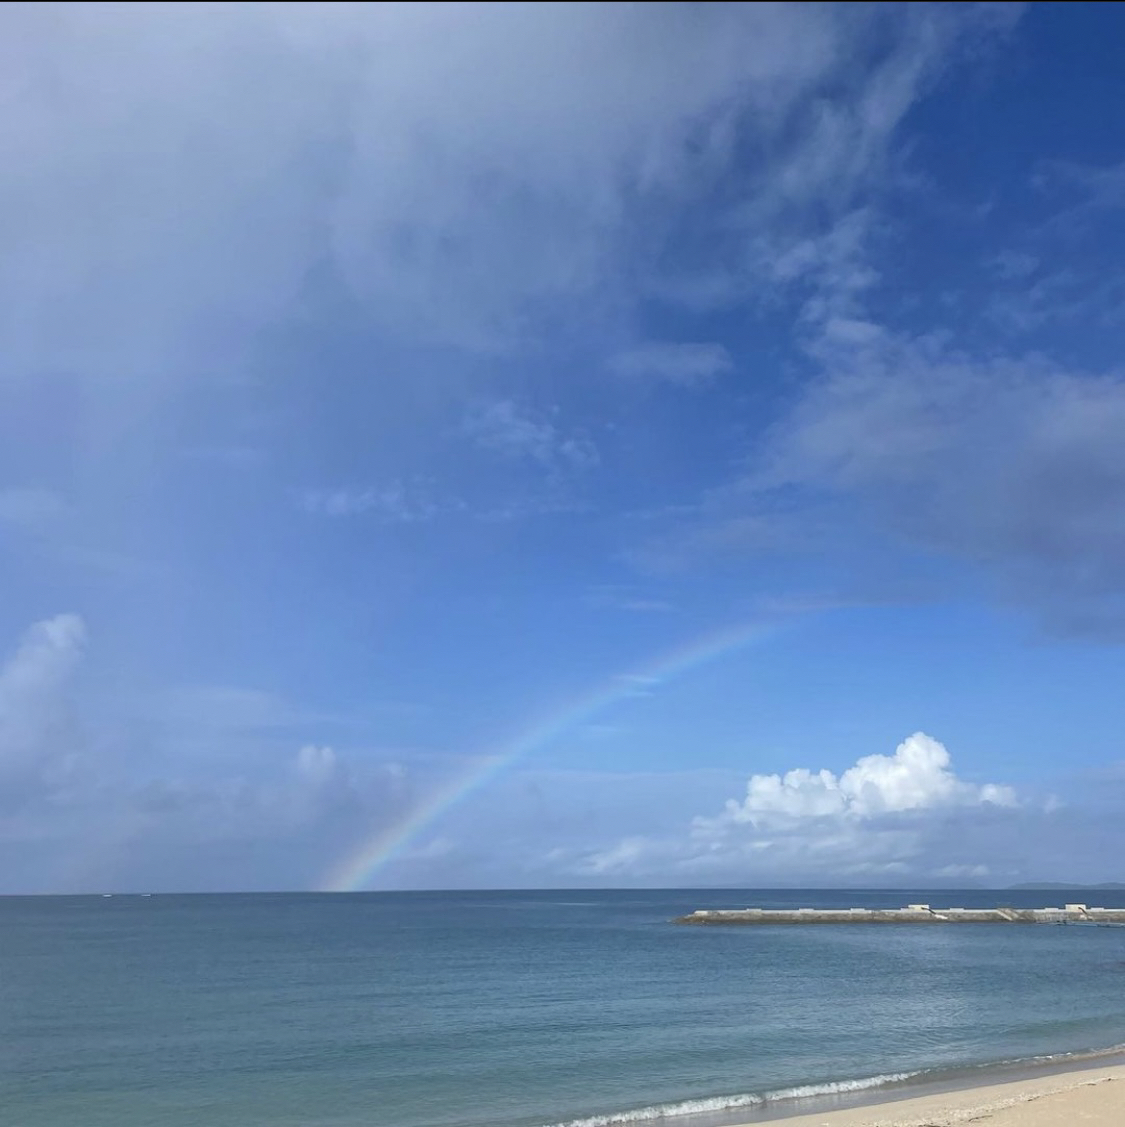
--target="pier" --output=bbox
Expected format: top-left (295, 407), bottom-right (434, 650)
top-left (674, 902), bottom-right (1125, 925)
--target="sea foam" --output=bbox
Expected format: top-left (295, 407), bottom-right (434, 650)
top-left (546, 1072), bottom-right (918, 1127)
top-left (547, 1092), bottom-right (763, 1127)
top-left (762, 1071), bottom-right (919, 1101)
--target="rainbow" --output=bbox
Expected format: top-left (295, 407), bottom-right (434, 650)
top-left (320, 619), bottom-right (777, 891)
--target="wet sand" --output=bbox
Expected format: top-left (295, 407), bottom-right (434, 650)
top-left (743, 1065), bottom-right (1125, 1126)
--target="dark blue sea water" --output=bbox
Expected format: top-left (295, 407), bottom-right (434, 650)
top-left (4, 889), bottom-right (1125, 1127)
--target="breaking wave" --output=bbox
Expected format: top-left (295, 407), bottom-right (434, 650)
top-left (762, 1072), bottom-right (919, 1102)
top-left (545, 1071), bottom-right (918, 1127)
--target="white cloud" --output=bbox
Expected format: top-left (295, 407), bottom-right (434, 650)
top-left (989, 250), bottom-right (1039, 281)
top-left (0, 614), bottom-right (86, 792)
top-left (0, 614), bottom-right (415, 890)
top-left (555, 735), bottom-right (1019, 886)
top-left (300, 490), bottom-right (380, 518)
top-left (464, 400), bottom-right (599, 472)
top-left (0, 1), bottom-right (1009, 383)
top-left (295, 744), bottom-right (337, 786)
top-left (609, 342), bottom-right (733, 386)
top-left (299, 483), bottom-right (446, 521)
top-left (749, 333), bottom-right (1125, 630)
top-left (935, 863), bottom-right (991, 880)
top-left (299, 471), bottom-right (593, 524)
top-left (0, 1), bottom-right (1016, 589)
top-left (0, 614), bottom-right (85, 740)
top-left (699, 733), bottom-right (1016, 833)
top-left (641, 199), bottom-right (1125, 633)
top-left (583, 835), bottom-right (650, 875)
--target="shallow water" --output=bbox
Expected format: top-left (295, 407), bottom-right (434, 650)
top-left (4, 889), bottom-right (1125, 1127)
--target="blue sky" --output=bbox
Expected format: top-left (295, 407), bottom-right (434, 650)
top-left (3, 2), bottom-right (1125, 892)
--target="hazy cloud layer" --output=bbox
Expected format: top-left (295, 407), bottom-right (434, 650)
top-left (0, 614), bottom-right (86, 800)
top-left (0, 615), bottom-right (409, 891)
top-left (464, 401), bottom-right (600, 474)
top-left (609, 343), bottom-right (733, 387)
top-left (642, 146), bottom-right (1125, 634)
top-left (745, 333), bottom-right (1125, 634)
top-left (1, 2), bottom-right (1004, 383)
top-left (6, 5), bottom-right (1124, 895)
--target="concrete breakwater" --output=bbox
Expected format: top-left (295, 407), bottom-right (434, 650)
top-left (674, 902), bottom-right (1125, 925)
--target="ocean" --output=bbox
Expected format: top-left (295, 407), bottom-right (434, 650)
top-left (4, 889), bottom-right (1125, 1127)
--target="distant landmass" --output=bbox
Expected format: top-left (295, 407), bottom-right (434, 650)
top-left (1008, 882), bottom-right (1125, 891)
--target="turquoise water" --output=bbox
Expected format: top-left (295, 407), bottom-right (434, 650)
top-left (4, 889), bottom-right (1125, 1127)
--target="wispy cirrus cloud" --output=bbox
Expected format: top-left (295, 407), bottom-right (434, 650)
top-left (464, 400), bottom-right (599, 474)
top-left (609, 342), bottom-right (733, 387)
top-left (299, 483), bottom-right (449, 521)
top-left (15, 3), bottom-right (1111, 899)
top-left (0, 1), bottom-right (1012, 387)
top-left (631, 135), bottom-right (1125, 636)
top-left (748, 337), bottom-right (1125, 634)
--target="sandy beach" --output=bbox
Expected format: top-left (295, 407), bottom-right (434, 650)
top-left (749, 1065), bottom-right (1125, 1127)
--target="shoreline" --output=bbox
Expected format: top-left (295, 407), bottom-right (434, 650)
top-left (549, 1044), bottom-right (1125, 1127)
top-left (751, 1045), bottom-right (1125, 1122)
top-left (739, 1063), bottom-right (1125, 1126)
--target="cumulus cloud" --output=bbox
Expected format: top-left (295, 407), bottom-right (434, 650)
top-left (699, 733), bottom-right (1016, 833)
top-left (0, 615), bottom-right (417, 891)
top-left (0, 614), bottom-right (86, 793)
top-left (553, 734), bottom-right (1021, 887)
top-left (7, 728), bottom-right (409, 892)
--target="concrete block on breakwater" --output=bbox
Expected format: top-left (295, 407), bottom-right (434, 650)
top-left (673, 903), bottom-right (1125, 925)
